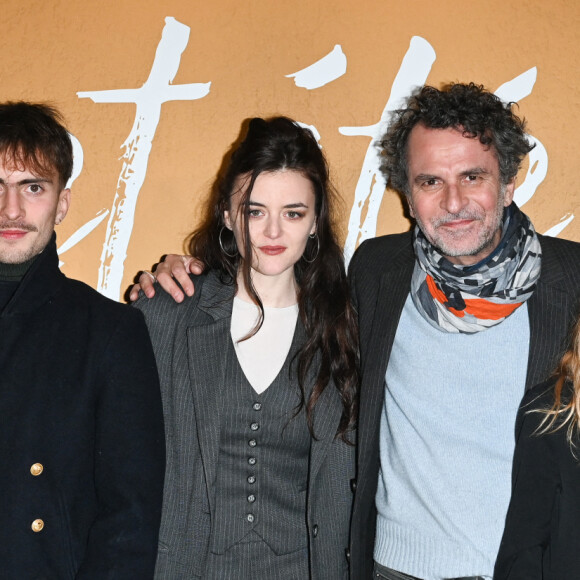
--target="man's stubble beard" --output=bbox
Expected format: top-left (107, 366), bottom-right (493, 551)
top-left (411, 185), bottom-right (507, 260)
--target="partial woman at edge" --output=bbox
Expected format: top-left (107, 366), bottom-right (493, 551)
top-left (495, 314), bottom-right (580, 578)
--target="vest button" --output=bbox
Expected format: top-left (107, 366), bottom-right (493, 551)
top-left (30, 463), bottom-right (44, 476)
top-left (250, 422), bottom-right (259, 431)
top-left (248, 439), bottom-right (257, 447)
top-left (246, 513), bottom-right (255, 523)
top-left (248, 457), bottom-right (256, 465)
top-left (247, 494), bottom-right (256, 503)
top-left (248, 475), bottom-right (256, 484)
top-left (31, 519), bottom-right (44, 532)
top-left (253, 402), bottom-right (262, 411)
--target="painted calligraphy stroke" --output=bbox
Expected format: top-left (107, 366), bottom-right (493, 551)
top-left (77, 17), bottom-right (211, 300)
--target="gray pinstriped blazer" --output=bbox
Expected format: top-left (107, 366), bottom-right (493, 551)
top-left (347, 230), bottom-right (580, 579)
top-left (135, 271), bottom-right (354, 579)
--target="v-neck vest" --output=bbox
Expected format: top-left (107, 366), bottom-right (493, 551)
top-left (209, 322), bottom-right (311, 556)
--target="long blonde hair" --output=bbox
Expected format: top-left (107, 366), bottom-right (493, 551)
top-left (536, 316), bottom-right (580, 451)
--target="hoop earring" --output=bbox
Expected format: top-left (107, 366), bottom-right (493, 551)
top-left (302, 232), bottom-right (320, 263)
top-left (219, 226), bottom-right (238, 258)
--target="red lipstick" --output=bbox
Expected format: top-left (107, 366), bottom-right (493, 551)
top-left (259, 245), bottom-right (286, 255)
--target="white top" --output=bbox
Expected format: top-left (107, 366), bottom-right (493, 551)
top-left (230, 297), bottom-right (299, 394)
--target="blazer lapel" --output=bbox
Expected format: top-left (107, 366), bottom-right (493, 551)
top-left (186, 273), bottom-right (235, 509)
top-left (284, 321), bottom-right (342, 482)
top-left (526, 236), bottom-right (575, 390)
top-left (358, 247), bottom-right (414, 480)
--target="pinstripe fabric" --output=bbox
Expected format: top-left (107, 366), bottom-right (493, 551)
top-left (525, 235), bottom-right (580, 389)
top-left (209, 327), bottom-right (311, 558)
top-left (347, 231), bottom-right (580, 580)
top-left (135, 270), bottom-right (354, 579)
top-left (204, 535), bottom-right (309, 579)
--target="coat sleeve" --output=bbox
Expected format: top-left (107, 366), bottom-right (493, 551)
top-left (494, 400), bottom-right (560, 579)
top-left (76, 307), bottom-right (165, 579)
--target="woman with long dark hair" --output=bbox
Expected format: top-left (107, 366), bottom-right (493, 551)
top-left (135, 117), bottom-right (358, 579)
top-left (494, 316), bottom-right (580, 577)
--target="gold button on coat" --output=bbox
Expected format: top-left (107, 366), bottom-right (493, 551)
top-left (30, 463), bottom-right (43, 476)
top-left (31, 519), bottom-right (44, 532)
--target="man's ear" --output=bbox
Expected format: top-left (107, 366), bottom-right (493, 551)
top-left (55, 188), bottom-right (71, 225)
top-left (504, 179), bottom-right (516, 207)
top-left (406, 193), bottom-right (415, 218)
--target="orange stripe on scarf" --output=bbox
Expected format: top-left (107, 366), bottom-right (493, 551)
top-left (463, 299), bottom-right (521, 320)
top-left (426, 275), bottom-right (521, 320)
top-left (426, 275), bottom-right (447, 303)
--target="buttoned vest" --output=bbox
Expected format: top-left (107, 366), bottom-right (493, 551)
top-left (209, 323), bottom-right (311, 556)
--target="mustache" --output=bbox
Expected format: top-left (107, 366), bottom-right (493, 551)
top-left (0, 222), bottom-right (38, 232)
top-left (433, 211), bottom-right (483, 227)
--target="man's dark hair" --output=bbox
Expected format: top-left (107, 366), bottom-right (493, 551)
top-left (381, 83), bottom-right (535, 195)
top-left (0, 102), bottom-right (73, 189)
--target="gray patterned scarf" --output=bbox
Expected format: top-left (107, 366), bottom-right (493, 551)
top-left (411, 203), bottom-right (542, 334)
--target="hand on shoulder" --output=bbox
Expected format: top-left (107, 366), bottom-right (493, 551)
top-left (128, 255), bottom-right (205, 303)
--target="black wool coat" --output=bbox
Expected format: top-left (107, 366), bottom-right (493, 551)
top-left (0, 236), bottom-right (166, 579)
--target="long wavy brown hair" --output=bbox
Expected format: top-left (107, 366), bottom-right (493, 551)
top-left (536, 316), bottom-right (580, 451)
top-left (188, 116), bottom-right (358, 441)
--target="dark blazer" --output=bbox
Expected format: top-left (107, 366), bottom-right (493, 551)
top-left (135, 271), bottom-right (355, 580)
top-left (0, 236), bottom-right (166, 579)
top-left (494, 379), bottom-right (580, 579)
top-left (347, 230), bottom-right (580, 579)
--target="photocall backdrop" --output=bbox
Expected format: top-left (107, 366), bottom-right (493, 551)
top-left (2, 0), bottom-right (579, 301)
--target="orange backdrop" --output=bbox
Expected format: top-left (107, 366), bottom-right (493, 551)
top-left (2, 0), bottom-right (579, 300)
